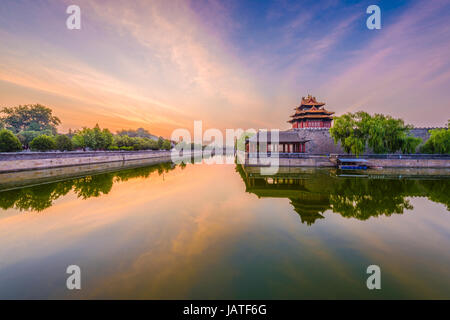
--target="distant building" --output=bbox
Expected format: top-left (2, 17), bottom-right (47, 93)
top-left (246, 94), bottom-right (336, 154)
top-left (246, 130), bottom-right (310, 153)
top-left (245, 95), bottom-right (433, 155)
top-left (288, 95), bottom-right (334, 129)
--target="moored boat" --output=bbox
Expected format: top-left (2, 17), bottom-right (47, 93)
top-left (337, 158), bottom-right (369, 170)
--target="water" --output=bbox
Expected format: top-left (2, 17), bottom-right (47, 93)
top-left (0, 158), bottom-right (449, 299)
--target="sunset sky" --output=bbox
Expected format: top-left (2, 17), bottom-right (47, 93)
top-left (1, 0), bottom-right (449, 137)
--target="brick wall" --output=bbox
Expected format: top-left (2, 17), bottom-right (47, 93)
top-left (294, 127), bottom-right (442, 154)
top-left (0, 150), bottom-right (171, 172)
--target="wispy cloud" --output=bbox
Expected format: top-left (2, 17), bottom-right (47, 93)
top-left (320, 0), bottom-right (450, 126)
top-left (0, 0), bottom-right (449, 134)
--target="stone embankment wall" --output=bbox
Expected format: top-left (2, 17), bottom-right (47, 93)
top-left (297, 129), bottom-right (343, 154)
top-left (241, 152), bottom-right (450, 168)
top-left (0, 157), bottom-right (171, 190)
top-left (277, 156), bottom-right (335, 167)
top-left (0, 150), bottom-right (181, 173)
top-left (247, 156), bottom-right (450, 168)
top-left (363, 158), bottom-right (450, 168)
top-left (295, 127), bottom-right (439, 154)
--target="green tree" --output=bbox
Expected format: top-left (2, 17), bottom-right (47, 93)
top-left (0, 129), bottom-right (22, 152)
top-left (366, 114), bottom-right (422, 154)
top-left (114, 134), bottom-right (134, 148)
top-left (73, 174), bottom-right (114, 199)
top-left (72, 130), bottom-right (87, 149)
top-left (420, 124), bottom-right (450, 154)
top-left (0, 104), bottom-right (61, 133)
top-left (16, 130), bottom-right (41, 149)
top-left (92, 124), bottom-right (113, 150)
top-left (29, 135), bottom-right (56, 151)
top-left (157, 136), bottom-right (164, 149)
top-left (330, 112), bottom-right (369, 156)
top-left (330, 112), bottom-right (422, 155)
top-left (55, 134), bottom-right (74, 151)
top-left (113, 135), bottom-right (161, 150)
top-left (161, 140), bottom-right (172, 150)
top-left (0, 163), bottom-right (177, 212)
top-left (15, 130), bottom-right (53, 149)
top-left (134, 137), bottom-right (158, 150)
top-left (345, 135), bottom-right (366, 156)
top-left (71, 124), bottom-right (113, 150)
top-left (116, 128), bottom-right (157, 139)
top-left (401, 136), bottom-right (422, 154)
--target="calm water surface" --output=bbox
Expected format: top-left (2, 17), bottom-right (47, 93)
top-left (0, 157), bottom-right (449, 299)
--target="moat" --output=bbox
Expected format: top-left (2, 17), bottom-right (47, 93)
top-left (0, 157), bottom-right (449, 299)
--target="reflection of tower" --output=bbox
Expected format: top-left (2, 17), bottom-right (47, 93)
top-left (289, 193), bottom-right (331, 226)
top-left (236, 163), bottom-right (332, 226)
top-left (235, 164), bottom-right (444, 225)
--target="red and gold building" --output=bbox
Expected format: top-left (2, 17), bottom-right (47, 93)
top-left (245, 94), bottom-right (335, 155)
top-left (288, 95), bottom-right (334, 129)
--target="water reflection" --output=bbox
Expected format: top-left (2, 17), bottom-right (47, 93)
top-left (236, 165), bottom-right (450, 225)
top-left (0, 162), bottom-right (176, 212)
top-left (0, 159), bottom-right (449, 299)
top-left (2, 161), bottom-right (449, 223)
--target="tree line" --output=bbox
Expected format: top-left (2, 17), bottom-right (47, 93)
top-left (235, 163), bottom-right (450, 223)
top-left (0, 162), bottom-right (177, 212)
top-left (329, 111), bottom-right (449, 155)
top-left (0, 104), bottom-right (172, 152)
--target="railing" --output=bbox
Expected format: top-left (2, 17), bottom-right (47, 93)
top-left (333, 154), bottom-right (450, 160)
top-left (246, 152), bottom-right (450, 160)
top-left (0, 150), bottom-right (172, 161)
top-left (248, 152), bottom-right (327, 159)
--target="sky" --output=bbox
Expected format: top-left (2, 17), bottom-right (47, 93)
top-left (0, 0), bottom-right (449, 137)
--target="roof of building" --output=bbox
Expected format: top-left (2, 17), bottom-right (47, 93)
top-left (247, 130), bottom-right (311, 143)
top-left (290, 108), bottom-right (335, 116)
top-left (293, 106), bottom-right (334, 113)
top-left (299, 95), bottom-right (325, 107)
top-left (288, 114), bottom-right (334, 122)
top-left (289, 95), bottom-right (334, 122)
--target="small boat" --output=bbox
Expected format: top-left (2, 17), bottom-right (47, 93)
top-left (337, 158), bottom-right (368, 170)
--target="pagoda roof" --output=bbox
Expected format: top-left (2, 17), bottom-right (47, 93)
top-left (288, 114), bottom-right (334, 123)
top-left (287, 94), bottom-right (334, 123)
top-left (299, 95), bottom-right (325, 107)
top-left (290, 108), bottom-right (335, 116)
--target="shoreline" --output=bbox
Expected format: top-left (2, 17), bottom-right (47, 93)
top-left (0, 157), bottom-right (175, 191)
top-left (238, 152), bottom-right (450, 168)
top-left (0, 150), bottom-right (204, 191)
top-left (0, 150), bottom-right (177, 173)
top-left (2, 150), bottom-right (450, 172)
